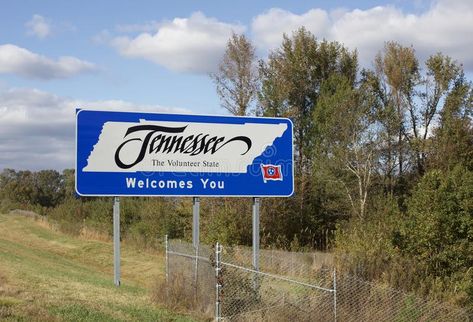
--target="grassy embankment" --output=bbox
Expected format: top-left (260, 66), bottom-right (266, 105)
top-left (0, 213), bottom-right (195, 321)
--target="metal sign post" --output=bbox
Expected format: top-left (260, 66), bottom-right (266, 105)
top-left (113, 197), bottom-right (120, 286)
top-left (192, 197), bottom-right (200, 248)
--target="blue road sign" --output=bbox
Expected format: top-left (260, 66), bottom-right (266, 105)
top-left (76, 110), bottom-right (293, 197)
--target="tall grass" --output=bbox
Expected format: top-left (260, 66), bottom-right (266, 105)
top-left (0, 213), bottom-right (195, 321)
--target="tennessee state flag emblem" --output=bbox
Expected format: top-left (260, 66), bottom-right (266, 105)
top-left (261, 164), bottom-right (283, 183)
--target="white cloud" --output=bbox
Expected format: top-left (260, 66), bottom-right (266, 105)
top-left (252, 8), bottom-right (330, 49)
top-left (115, 21), bottom-right (161, 33)
top-left (251, 0), bottom-right (473, 69)
top-left (0, 87), bottom-right (188, 171)
top-left (111, 12), bottom-right (245, 73)
top-left (25, 14), bottom-right (52, 39)
top-left (0, 44), bottom-right (98, 80)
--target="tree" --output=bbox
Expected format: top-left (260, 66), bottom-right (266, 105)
top-left (34, 170), bottom-right (65, 207)
top-left (367, 43), bottom-right (466, 204)
top-left (258, 28), bottom-right (358, 246)
top-left (211, 33), bottom-right (258, 116)
top-left (428, 73), bottom-right (473, 172)
top-left (394, 166), bottom-right (473, 304)
top-left (62, 169), bottom-right (76, 199)
top-left (369, 42), bottom-right (419, 199)
top-left (0, 169), bottom-right (65, 208)
top-left (259, 28), bottom-right (357, 175)
top-left (0, 169), bottom-right (35, 206)
top-left (314, 75), bottom-right (380, 219)
top-left (406, 53), bottom-right (463, 175)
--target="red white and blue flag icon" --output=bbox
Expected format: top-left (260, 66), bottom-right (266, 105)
top-left (261, 164), bottom-right (283, 183)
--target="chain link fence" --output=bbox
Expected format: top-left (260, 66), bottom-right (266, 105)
top-left (165, 237), bottom-right (470, 322)
top-left (164, 237), bottom-right (215, 317)
top-left (334, 274), bottom-right (470, 322)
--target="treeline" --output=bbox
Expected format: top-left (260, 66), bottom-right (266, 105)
top-left (0, 28), bottom-right (472, 307)
top-left (209, 29), bottom-right (472, 306)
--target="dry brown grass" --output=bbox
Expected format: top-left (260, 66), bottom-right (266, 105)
top-left (79, 226), bottom-right (111, 242)
top-left (0, 213), bottom-right (196, 321)
top-left (0, 269), bottom-right (56, 321)
top-left (152, 273), bottom-right (213, 321)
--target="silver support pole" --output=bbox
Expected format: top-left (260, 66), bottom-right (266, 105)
top-left (252, 197), bottom-right (260, 271)
top-left (192, 197), bottom-right (200, 249)
top-left (113, 197), bottom-right (120, 287)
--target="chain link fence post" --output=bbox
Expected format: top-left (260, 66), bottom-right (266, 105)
top-left (164, 234), bottom-right (169, 300)
top-left (333, 268), bottom-right (337, 322)
top-left (215, 242), bottom-right (222, 321)
top-left (165, 234), bottom-right (169, 283)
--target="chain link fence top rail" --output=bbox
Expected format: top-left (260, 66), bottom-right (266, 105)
top-left (165, 239), bottom-right (471, 322)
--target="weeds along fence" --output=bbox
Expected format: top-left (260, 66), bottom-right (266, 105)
top-left (164, 237), bottom-right (470, 322)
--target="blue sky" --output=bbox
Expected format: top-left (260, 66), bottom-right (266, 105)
top-left (1, 0), bottom-right (472, 170)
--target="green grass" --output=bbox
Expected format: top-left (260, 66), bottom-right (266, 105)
top-left (0, 213), bottom-right (196, 321)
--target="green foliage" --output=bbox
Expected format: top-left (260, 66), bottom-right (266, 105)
top-left (313, 74), bottom-right (380, 219)
top-left (336, 167), bottom-right (473, 306)
top-left (46, 196), bottom-right (191, 247)
top-left (259, 27), bottom-right (358, 165)
top-left (428, 75), bottom-right (473, 172)
top-left (398, 167), bottom-right (472, 270)
top-left (394, 166), bottom-right (473, 304)
top-left (256, 27), bottom-right (359, 248)
top-left (122, 197), bottom-right (190, 247)
top-left (0, 169), bottom-right (65, 208)
top-left (201, 198), bottom-right (252, 246)
top-left (334, 196), bottom-right (401, 280)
